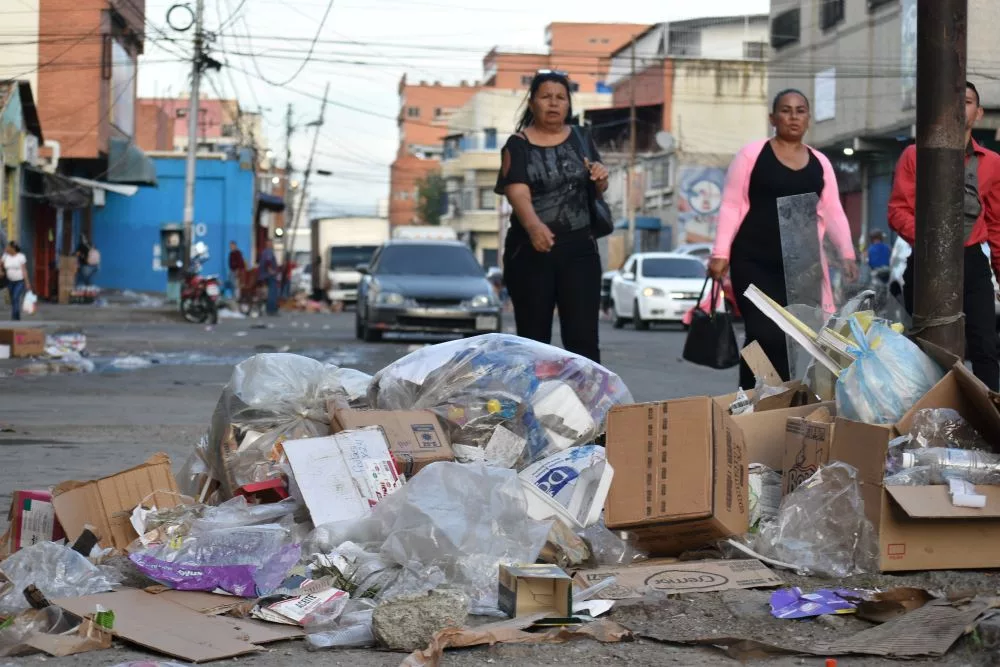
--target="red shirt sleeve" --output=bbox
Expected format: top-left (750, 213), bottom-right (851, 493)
top-left (888, 145), bottom-right (917, 245)
top-left (980, 152), bottom-right (1000, 279)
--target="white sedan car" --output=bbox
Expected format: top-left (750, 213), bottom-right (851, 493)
top-left (609, 253), bottom-right (706, 329)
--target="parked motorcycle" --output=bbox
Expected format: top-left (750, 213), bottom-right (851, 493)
top-left (180, 242), bottom-right (221, 324)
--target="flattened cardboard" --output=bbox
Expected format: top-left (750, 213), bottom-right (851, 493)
top-left (572, 558), bottom-right (781, 600)
top-left (331, 407), bottom-right (454, 476)
top-left (0, 328), bottom-right (44, 357)
top-left (19, 617), bottom-right (113, 658)
top-left (782, 407), bottom-right (836, 495)
top-left (51, 453), bottom-right (181, 551)
top-left (498, 564), bottom-right (573, 619)
top-left (55, 589), bottom-right (264, 662)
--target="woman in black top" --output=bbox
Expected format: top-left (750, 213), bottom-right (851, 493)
top-left (708, 89), bottom-right (857, 389)
top-left (494, 70), bottom-right (609, 363)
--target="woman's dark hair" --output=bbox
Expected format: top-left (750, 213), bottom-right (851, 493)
top-left (8, 241), bottom-right (20, 253)
top-left (771, 88), bottom-right (810, 113)
top-left (515, 71), bottom-right (574, 132)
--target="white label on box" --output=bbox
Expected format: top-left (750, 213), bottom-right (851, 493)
top-left (485, 426), bottom-right (526, 468)
top-left (476, 316), bottom-right (498, 331)
top-left (18, 498), bottom-right (56, 549)
top-left (258, 587), bottom-right (347, 625)
top-left (364, 458), bottom-right (404, 506)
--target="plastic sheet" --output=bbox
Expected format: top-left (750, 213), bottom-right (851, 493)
top-left (202, 353), bottom-right (374, 499)
top-left (0, 542), bottom-right (120, 615)
top-left (305, 599), bottom-right (377, 649)
top-left (908, 408), bottom-right (988, 451)
top-left (579, 521), bottom-right (647, 567)
top-left (369, 334), bottom-right (632, 467)
top-left (887, 447), bottom-right (1000, 486)
top-left (836, 320), bottom-right (943, 425)
top-left (315, 462), bottom-right (552, 611)
top-left (777, 193), bottom-right (825, 312)
top-left (754, 462), bottom-right (878, 578)
top-left (0, 607), bottom-right (78, 657)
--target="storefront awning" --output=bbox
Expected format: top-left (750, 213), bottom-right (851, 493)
top-left (70, 176), bottom-right (138, 197)
top-left (615, 216), bottom-right (662, 231)
top-left (257, 192), bottom-right (286, 212)
top-left (107, 137), bottom-right (157, 187)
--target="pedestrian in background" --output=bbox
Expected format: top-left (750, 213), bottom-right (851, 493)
top-left (74, 242), bottom-right (91, 287)
top-left (85, 243), bottom-right (100, 286)
top-left (889, 81), bottom-right (1000, 390)
top-left (709, 89), bottom-right (857, 390)
top-left (281, 257), bottom-right (295, 300)
top-left (2, 241), bottom-right (31, 321)
top-left (228, 241), bottom-right (246, 300)
top-left (259, 240), bottom-right (280, 316)
top-left (494, 70), bottom-right (609, 363)
top-left (867, 230), bottom-right (891, 285)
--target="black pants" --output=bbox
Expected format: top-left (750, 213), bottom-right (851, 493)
top-left (503, 235), bottom-right (602, 363)
top-left (730, 257), bottom-right (790, 390)
top-left (903, 245), bottom-right (999, 391)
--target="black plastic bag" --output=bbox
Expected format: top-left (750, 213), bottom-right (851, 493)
top-left (683, 278), bottom-right (740, 370)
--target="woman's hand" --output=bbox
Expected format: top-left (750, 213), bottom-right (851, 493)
top-left (525, 220), bottom-right (555, 253)
top-left (584, 158), bottom-right (609, 193)
top-left (708, 257), bottom-right (729, 280)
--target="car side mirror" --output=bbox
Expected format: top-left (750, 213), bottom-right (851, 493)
top-left (622, 272), bottom-right (635, 282)
top-left (356, 263), bottom-right (369, 274)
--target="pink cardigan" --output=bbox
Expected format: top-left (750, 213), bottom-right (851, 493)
top-left (711, 138), bottom-right (856, 312)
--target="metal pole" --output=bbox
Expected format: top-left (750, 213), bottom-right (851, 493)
top-left (283, 103), bottom-right (294, 252)
top-left (914, 0), bottom-right (967, 355)
top-left (181, 0), bottom-right (204, 274)
top-left (287, 83), bottom-right (329, 268)
top-left (627, 36), bottom-right (637, 255)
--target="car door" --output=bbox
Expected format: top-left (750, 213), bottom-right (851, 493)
top-left (615, 257), bottom-right (638, 316)
top-left (357, 246), bottom-right (383, 317)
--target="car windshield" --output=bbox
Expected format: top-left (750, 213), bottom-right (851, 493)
top-left (330, 245), bottom-right (378, 270)
top-left (375, 244), bottom-right (484, 277)
top-left (641, 258), bottom-right (705, 278)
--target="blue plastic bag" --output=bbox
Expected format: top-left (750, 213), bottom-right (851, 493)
top-left (835, 320), bottom-right (943, 425)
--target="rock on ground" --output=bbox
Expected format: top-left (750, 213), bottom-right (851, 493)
top-left (372, 588), bottom-right (469, 651)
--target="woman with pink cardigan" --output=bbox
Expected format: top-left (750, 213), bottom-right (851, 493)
top-left (708, 89), bottom-right (857, 389)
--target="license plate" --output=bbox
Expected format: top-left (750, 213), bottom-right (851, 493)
top-left (476, 316), bottom-right (498, 331)
top-left (206, 284), bottom-right (220, 296)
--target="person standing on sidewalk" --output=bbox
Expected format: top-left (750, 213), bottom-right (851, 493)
top-left (228, 241), bottom-right (246, 300)
top-left (494, 70), bottom-right (609, 363)
top-left (259, 240), bottom-right (280, 316)
top-left (2, 241), bottom-right (31, 321)
top-left (709, 89), bottom-right (857, 390)
top-left (889, 81), bottom-right (1000, 391)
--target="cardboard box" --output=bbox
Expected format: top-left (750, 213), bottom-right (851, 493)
top-left (283, 427), bottom-right (404, 527)
top-left (817, 361), bottom-right (1000, 571)
top-left (330, 407), bottom-right (454, 477)
top-left (0, 328), bottom-right (44, 358)
top-left (571, 558), bottom-right (782, 599)
top-left (52, 453), bottom-right (181, 551)
top-left (783, 406), bottom-right (836, 495)
top-left (2, 490), bottom-right (66, 555)
top-left (498, 564), bottom-right (573, 619)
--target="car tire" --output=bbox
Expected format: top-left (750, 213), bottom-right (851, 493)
top-left (633, 301), bottom-right (650, 331)
top-left (611, 300), bottom-right (626, 329)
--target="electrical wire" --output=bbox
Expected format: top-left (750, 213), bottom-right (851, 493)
top-left (238, 0), bottom-right (335, 87)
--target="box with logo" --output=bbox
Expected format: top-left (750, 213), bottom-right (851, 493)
top-left (329, 407), bottom-right (454, 477)
top-left (0, 490), bottom-right (66, 556)
top-left (0, 328), bottom-right (44, 358)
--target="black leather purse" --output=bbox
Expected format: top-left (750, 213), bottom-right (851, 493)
top-left (570, 125), bottom-right (615, 239)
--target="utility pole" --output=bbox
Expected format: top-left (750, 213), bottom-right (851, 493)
top-left (627, 35), bottom-right (637, 256)
top-left (181, 0), bottom-right (205, 275)
top-left (914, 0), bottom-right (967, 355)
top-left (287, 83), bottom-right (329, 281)
top-left (283, 103), bottom-right (295, 258)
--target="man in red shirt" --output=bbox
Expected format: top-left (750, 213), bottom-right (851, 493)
top-left (888, 81), bottom-right (1000, 390)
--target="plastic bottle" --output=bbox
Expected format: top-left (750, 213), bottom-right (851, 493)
top-left (893, 447), bottom-right (1000, 485)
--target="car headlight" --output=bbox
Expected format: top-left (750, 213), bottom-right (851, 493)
top-left (466, 294), bottom-right (493, 308)
top-left (642, 286), bottom-right (665, 297)
top-left (376, 292), bottom-right (407, 306)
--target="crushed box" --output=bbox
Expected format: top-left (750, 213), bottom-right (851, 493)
top-left (0, 328), bottom-right (44, 357)
top-left (498, 564), bottom-right (573, 619)
top-left (52, 453), bottom-right (181, 551)
top-left (572, 558), bottom-right (782, 599)
top-left (330, 407), bottom-right (454, 477)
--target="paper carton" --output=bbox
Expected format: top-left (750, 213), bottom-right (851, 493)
top-left (52, 453), bottom-right (181, 551)
top-left (1, 490), bottom-right (66, 555)
top-left (0, 328), bottom-right (44, 357)
top-left (498, 564), bottom-right (573, 619)
top-left (571, 558), bottom-right (782, 599)
top-left (820, 361), bottom-right (1000, 571)
top-left (783, 406), bottom-right (836, 495)
top-left (330, 407), bottom-right (454, 477)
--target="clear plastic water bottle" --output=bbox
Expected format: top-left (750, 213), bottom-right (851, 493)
top-left (893, 447), bottom-right (1000, 485)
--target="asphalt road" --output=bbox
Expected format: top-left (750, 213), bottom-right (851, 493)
top-left (0, 306), bottom-right (994, 666)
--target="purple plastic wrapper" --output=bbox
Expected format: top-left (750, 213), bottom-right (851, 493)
top-left (770, 587), bottom-right (859, 619)
top-left (129, 544), bottom-right (301, 597)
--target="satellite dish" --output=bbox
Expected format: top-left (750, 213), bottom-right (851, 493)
top-left (655, 131), bottom-right (675, 152)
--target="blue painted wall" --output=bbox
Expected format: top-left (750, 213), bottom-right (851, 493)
top-left (92, 156), bottom-right (253, 292)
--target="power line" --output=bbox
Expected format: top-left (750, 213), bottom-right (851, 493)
top-left (238, 0), bottom-right (335, 87)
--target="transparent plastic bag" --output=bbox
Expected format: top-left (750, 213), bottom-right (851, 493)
top-left (320, 462), bottom-right (552, 611)
top-left (305, 599), bottom-right (377, 649)
top-left (835, 320), bottom-right (944, 425)
top-left (887, 447), bottom-right (1000, 486)
top-left (0, 607), bottom-right (79, 657)
top-left (908, 408), bottom-right (988, 451)
top-left (205, 353), bottom-right (373, 498)
top-left (0, 542), bottom-right (120, 615)
top-left (754, 462), bottom-right (878, 578)
top-left (579, 521), bottom-right (647, 567)
top-left (369, 334), bottom-right (632, 467)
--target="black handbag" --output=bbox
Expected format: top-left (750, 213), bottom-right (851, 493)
top-left (570, 125), bottom-right (614, 239)
top-left (682, 278), bottom-right (741, 370)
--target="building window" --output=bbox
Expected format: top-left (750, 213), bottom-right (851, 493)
top-left (868, 0), bottom-right (895, 9)
top-left (589, 38), bottom-right (598, 44)
top-left (397, 191), bottom-right (409, 201)
top-left (820, 0), bottom-right (846, 31)
top-left (647, 157), bottom-right (671, 190)
top-left (521, 75), bottom-right (533, 86)
top-left (463, 190), bottom-right (473, 212)
top-left (743, 41), bottom-right (768, 60)
top-left (569, 82), bottom-right (580, 92)
top-left (434, 107), bottom-right (443, 119)
top-left (221, 124), bottom-right (236, 137)
top-left (484, 128), bottom-right (497, 150)
top-left (601, 38), bottom-right (610, 44)
top-left (668, 27), bottom-right (701, 57)
top-left (771, 8), bottom-right (801, 50)
top-left (176, 108), bottom-right (187, 118)
top-left (479, 188), bottom-right (497, 210)
top-left (407, 106), bottom-right (420, 118)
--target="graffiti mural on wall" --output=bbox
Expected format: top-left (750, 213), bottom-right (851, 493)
top-left (677, 165), bottom-right (726, 243)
